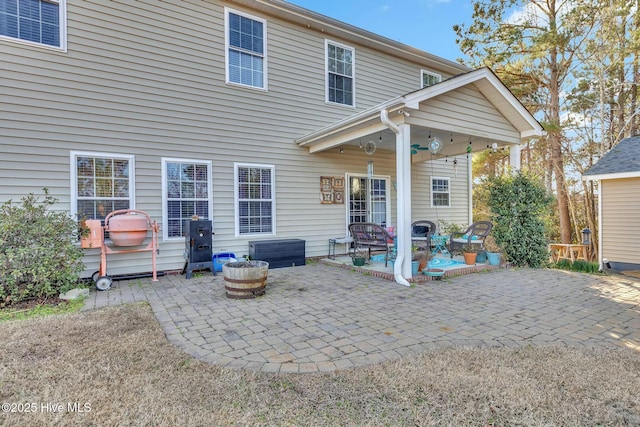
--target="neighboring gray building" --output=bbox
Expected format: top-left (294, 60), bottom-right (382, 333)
top-left (0, 0), bottom-right (543, 284)
top-left (584, 136), bottom-right (640, 271)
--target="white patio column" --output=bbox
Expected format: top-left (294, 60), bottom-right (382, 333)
top-left (381, 109), bottom-right (411, 285)
top-left (510, 144), bottom-right (521, 170)
top-left (396, 123), bottom-right (412, 279)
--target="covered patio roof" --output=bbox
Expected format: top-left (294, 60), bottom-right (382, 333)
top-left (296, 67), bottom-right (544, 161)
top-left (296, 67), bottom-right (544, 286)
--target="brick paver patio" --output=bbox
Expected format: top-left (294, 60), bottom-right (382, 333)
top-left (82, 263), bottom-right (640, 374)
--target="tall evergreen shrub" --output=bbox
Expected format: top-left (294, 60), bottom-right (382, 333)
top-left (0, 190), bottom-right (84, 305)
top-left (486, 171), bottom-right (552, 268)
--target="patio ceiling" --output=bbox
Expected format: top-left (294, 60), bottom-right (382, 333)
top-left (296, 67), bottom-right (544, 161)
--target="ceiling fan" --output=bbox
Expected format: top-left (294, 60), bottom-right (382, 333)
top-left (411, 137), bottom-right (442, 155)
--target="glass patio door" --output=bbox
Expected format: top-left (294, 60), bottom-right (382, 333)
top-left (347, 175), bottom-right (389, 226)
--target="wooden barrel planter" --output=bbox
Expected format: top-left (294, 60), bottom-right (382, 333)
top-left (222, 260), bottom-right (269, 299)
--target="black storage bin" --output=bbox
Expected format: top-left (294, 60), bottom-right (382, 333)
top-left (249, 239), bottom-right (305, 269)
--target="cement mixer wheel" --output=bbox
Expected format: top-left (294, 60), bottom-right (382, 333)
top-left (95, 276), bottom-right (113, 291)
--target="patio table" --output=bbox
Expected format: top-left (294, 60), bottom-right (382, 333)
top-left (431, 235), bottom-right (449, 255)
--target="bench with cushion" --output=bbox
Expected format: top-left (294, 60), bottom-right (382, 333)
top-left (348, 222), bottom-right (394, 267)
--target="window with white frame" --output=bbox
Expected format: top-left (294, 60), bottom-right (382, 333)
top-left (162, 159), bottom-right (212, 239)
top-left (421, 70), bottom-right (441, 88)
top-left (235, 163), bottom-right (274, 235)
top-left (72, 152), bottom-right (134, 223)
top-left (225, 8), bottom-right (266, 89)
top-left (326, 40), bottom-right (354, 106)
top-left (0, 0), bottom-right (65, 49)
top-left (431, 176), bottom-right (450, 207)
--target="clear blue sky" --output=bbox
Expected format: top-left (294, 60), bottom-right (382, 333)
top-left (286, 0), bottom-right (475, 63)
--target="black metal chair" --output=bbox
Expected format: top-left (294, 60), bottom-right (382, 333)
top-left (449, 221), bottom-right (493, 256)
top-left (411, 220), bottom-right (437, 251)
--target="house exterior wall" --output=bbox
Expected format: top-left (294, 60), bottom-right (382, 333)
top-left (0, 0), bottom-right (469, 276)
top-left (601, 178), bottom-right (640, 268)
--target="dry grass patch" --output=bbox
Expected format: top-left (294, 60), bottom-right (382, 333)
top-left (1, 303), bottom-right (639, 426)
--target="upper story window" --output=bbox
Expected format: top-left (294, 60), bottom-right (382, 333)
top-left (71, 152), bottom-right (134, 223)
top-left (162, 159), bottom-right (213, 240)
top-left (0, 0), bottom-right (66, 49)
top-left (421, 70), bottom-right (442, 88)
top-left (431, 177), bottom-right (450, 207)
top-left (326, 40), bottom-right (355, 107)
top-left (225, 8), bottom-right (267, 90)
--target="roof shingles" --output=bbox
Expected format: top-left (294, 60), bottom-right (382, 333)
top-left (584, 136), bottom-right (640, 176)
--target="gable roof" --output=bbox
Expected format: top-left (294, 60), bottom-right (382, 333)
top-left (296, 67), bottom-right (544, 153)
top-left (583, 136), bottom-right (640, 180)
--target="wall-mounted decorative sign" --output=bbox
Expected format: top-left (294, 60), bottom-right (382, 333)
top-left (320, 176), bottom-right (344, 204)
top-left (320, 191), bottom-right (334, 204)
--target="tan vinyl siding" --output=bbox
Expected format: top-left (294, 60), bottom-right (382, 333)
top-left (601, 178), bottom-right (640, 264)
top-left (0, 0), bottom-right (463, 276)
top-left (411, 86), bottom-right (520, 144)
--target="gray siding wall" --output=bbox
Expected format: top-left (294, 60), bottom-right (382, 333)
top-left (0, 0), bottom-right (465, 276)
top-left (601, 178), bottom-right (640, 264)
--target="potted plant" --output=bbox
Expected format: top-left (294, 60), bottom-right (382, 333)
top-left (412, 246), bottom-right (429, 273)
top-left (462, 243), bottom-right (478, 265)
top-left (484, 236), bottom-right (502, 266)
top-left (351, 247), bottom-right (368, 267)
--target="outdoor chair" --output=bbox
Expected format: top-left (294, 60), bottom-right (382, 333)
top-left (411, 220), bottom-right (437, 251)
top-left (449, 221), bottom-right (493, 256)
top-left (348, 222), bottom-right (394, 267)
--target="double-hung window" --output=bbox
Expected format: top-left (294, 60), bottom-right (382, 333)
top-left (326, 40), bottom-right (354, 106)
top-left (225, 8), bottom-right (267, 90)
top-left (235, 163), bottom-right (275, 236)
top-left (71, 152), bottom-right (134, 223)
top-left (421, 70), bottom-right (442, 88)
top-left (0, 0), bottom-right (66, 49)
top-left (162, 159), bottom-right (212, 240)
top-left (431, 176), bottom-right (450, 207)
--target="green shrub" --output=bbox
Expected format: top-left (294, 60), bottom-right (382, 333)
top-left (486, 171), bottom-right (552, 268)
top-left (0, 190), bottom-right (84, 306)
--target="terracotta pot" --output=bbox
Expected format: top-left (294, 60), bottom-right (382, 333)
top-left (463, 252), bottom-right (477, 265)
top-left (418, 258), bottom-right (428, 271)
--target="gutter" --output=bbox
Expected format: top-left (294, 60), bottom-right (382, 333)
top-left (380, 109), bottom-right (411, 287)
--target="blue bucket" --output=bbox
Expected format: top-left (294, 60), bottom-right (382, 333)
top-left (213, 252), bottom-right (237, 272)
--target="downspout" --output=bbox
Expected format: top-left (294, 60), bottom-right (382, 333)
top-left (381, 109), bottom-right (411, 286)
top-left (467, 152), bottom-right (473, 226)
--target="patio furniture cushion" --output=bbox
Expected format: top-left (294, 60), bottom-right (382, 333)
top-left (449, 221), bottom-right (493, 256)
top-left (411, 220), bottom-right (437, 250)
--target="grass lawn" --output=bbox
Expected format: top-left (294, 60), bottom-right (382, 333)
top-left (1, 303), bottom-right (639, 426)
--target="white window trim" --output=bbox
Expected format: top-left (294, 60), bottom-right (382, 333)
top-left (234, 162), bottom-right (276, 237)
top-left (69, 151), bottom-right (135, 220)
top-left (325, 39), bottom-right (356, 108)
top-left (421, 69), bottom-right (442, 88)
top-left (224, 7), bottom-right (268, 91)
top-left (0, 0), bottom-right (67, 52)
top-left (161, 158), bottom-right (213, 241)
top-left (430, 176), bottom-right (451, 208)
